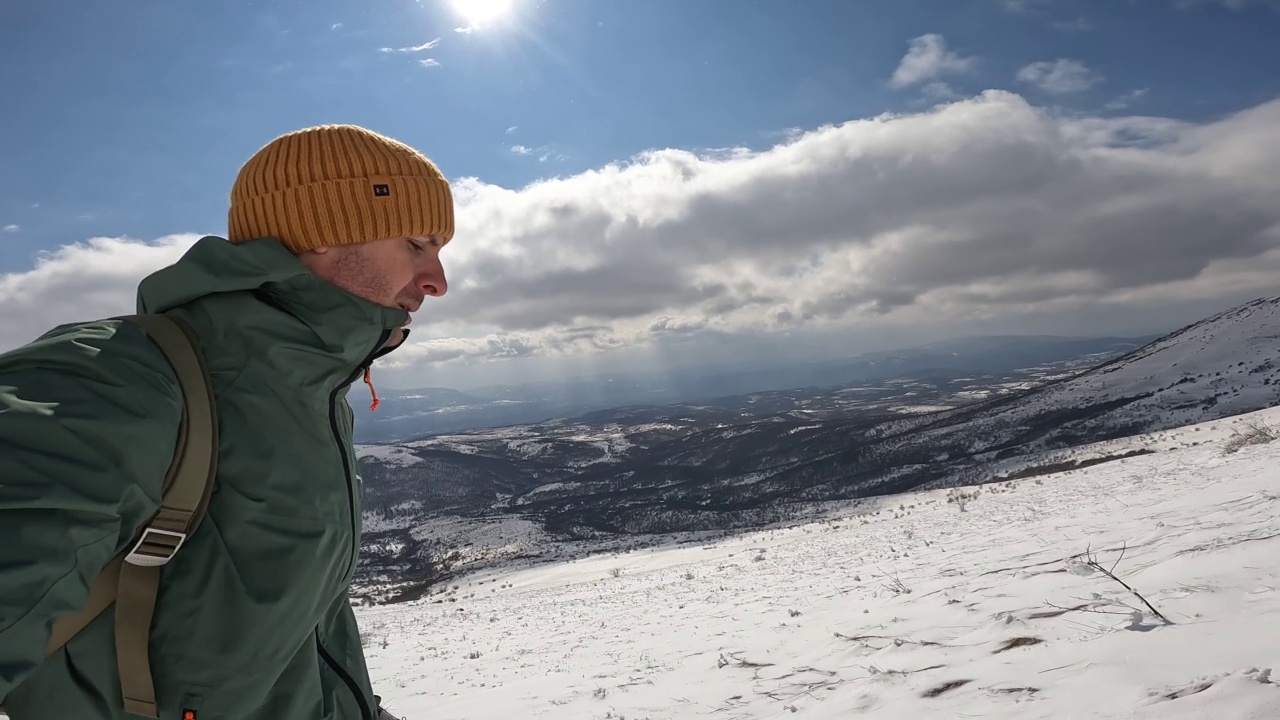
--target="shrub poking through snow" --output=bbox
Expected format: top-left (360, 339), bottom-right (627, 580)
top-left (1066, 543), bottom-right (1173, 626)
top-left (1221, 419), bottom-right (1277, 455)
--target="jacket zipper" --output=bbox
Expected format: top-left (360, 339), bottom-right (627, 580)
top-left (330, 329), bottom-right (392, 582)
top-left (321, 329), bottom-right (392, 720)
top-left (318, 637), bottom-right (374, 720)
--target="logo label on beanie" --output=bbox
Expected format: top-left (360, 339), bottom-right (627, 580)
top-left (372, 183), bottom-right (391, 197)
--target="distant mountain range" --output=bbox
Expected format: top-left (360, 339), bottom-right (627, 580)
top-left (351, 297), bottom-right (1280, 597)
top-left (351, 334), bottom-right (1156, 441)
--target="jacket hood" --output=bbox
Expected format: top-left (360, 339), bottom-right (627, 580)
top-left (136, 236), bottom-right (410, 377)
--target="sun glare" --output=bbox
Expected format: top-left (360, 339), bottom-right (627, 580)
top-left (449, 0), bottom-right (514, 29)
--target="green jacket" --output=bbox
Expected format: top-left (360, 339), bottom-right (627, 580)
top-left (0, 236), bottom-right (408, 720)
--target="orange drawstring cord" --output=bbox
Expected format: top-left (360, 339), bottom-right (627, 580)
top-left (364, 367), bottom-right (381, 411)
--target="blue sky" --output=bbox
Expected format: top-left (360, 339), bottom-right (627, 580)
top-left (1, 0), bottom-right (1279, 387)
top-left (1, 0), bottom-right (1276, 270)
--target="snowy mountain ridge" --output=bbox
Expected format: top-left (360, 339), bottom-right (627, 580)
top-left (861, 294), bottom-right (1280, 490)
top-left (944, 295), bottom-right (1280, 433)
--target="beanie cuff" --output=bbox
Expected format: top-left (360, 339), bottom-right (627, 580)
top-left (229, 174), bottom-right (454, 252)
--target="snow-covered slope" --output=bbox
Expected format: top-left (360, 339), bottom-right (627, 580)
top-left (356, 407), bottom-right (1280, 719)
top-left (860, 296), bottom-right (1280, 467)
top-left (957, 295), bottom-right (1280, 434)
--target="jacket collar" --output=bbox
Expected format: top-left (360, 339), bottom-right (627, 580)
top-left (136, 236), bottom-right (410, 386)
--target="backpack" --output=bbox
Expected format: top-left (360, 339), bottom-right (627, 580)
top-left (2, 313), bottom-right (218, 720)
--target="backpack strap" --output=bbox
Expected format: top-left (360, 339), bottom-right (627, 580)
top-left (42, 313), bottom-right (219, 719)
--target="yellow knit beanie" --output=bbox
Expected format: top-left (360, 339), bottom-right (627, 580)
top-left (227, 124), bottom-right (454, 252)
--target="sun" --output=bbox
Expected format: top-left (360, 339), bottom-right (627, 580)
top-left (449, 0), bottom-right (515, 28)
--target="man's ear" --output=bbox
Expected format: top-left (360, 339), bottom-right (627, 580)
top-left (295, 246), bottom-right (332, 260)
top-left (294, 246), bottom-right (332, 274)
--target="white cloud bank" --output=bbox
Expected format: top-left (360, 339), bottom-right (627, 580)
top-left (0, 234), bottom-right (198, 349)
top-left (2, 91), bottom-right (1279, 386)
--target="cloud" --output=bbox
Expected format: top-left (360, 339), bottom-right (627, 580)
top-left (920, 82), bottom-right (962, 102)
top-left (510, 144), bottom-right (564, 162)
top-left (331, 22), bottom-right (343, 31)
top-left (419, 58), bottom-right (441, 68)
top-left (1016, 59), bottom-right (1103, 94)
top-left (379, 39), bottom-right (442, 53)
top-left (890, 34), bottom-right (977, 89)
top-left (0, 234), bottom-right (199, 350)
top-left (4, 93), bottom-right (1280, 387)
top-left (2, 225), bottom-right (17, 233)
top-left (506, 126), bottom-right (518, 135)
top-left (1105, 88), bottom-right (1151, 111)
top-left (411, 91), bottom-right (1279, 363)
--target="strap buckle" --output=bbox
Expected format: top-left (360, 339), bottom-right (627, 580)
top-left (124, 527), bottom-right (187, 567)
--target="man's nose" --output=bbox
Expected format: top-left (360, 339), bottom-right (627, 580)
top-left (417, 255), bottom-right (448, 297)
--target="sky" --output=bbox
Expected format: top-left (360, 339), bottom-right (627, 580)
top-left (1, 0), bottom-right (1279, 389)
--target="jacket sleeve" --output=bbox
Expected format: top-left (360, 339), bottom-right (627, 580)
top-left (0, 319), bottom-right (182, 701)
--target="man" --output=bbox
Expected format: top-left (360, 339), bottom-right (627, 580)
top-left (0, 124), bottom-right (450, 719)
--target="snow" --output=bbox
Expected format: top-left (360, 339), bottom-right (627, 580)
top-left (886, 404), bottom-right (953, 415)
top-left (520, 481), bottom-right (582, 498)
top-left (401, 438), bottom-right (482, 455)
top-left (354, 444), bottom-right (425, 467)
top-left (562, 429), bottom-right (635, 467)
top-left (407, 515), bottom-right (553, 568)
top-left (415, 427), bottom-right (539, 446)
top-left (398, 422), bottom-right (677, 470)
top-left (358, 407), bottom-right (1280, 719)
top-left (920, 408), bottom-right (1279, 492)
top-left (1008, 297), bottom-right (1280, 431)
top-left (363, 501), bottom-right (426, 533)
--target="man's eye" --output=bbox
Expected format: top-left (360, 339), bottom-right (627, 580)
top-left (408, 239), bottom-right (423, 252)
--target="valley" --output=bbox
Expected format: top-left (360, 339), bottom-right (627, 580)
top-left (352, 297), bottom-right (1280, 601)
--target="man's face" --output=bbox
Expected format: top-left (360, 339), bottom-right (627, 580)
top-left (298, 235), bottom-right (448, 334)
